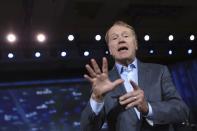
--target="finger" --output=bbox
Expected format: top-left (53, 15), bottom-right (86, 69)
top-left (130, 80), bottom-right (140, 90)
top-left (125, 99), bottom-right (141, 109)
top-left (84, 74), bottom-right (93, 83)
top-left (102, 57), bottom-right (108, 74)
top-left (129, 90), bottom-right (141, 97)
top-left (111, 79), bottom-right (124, 90)
top-left (85, 64), bottom-right (97, 77)
top-left (119, 96), bottom-right (137, 105)
top-left (91, 59), bottom-right (102, 74)
top-left (119, 92), bottom-right (133, 101)
top-left (119, 91), bottom-right (140, 101)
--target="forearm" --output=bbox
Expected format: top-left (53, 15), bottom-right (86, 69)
top-left (80, 102), bottom-right (105, 131)
top-left (150, 99), bottom-right (189, 125)
top-left (152, 66), bottom-right (189, 124)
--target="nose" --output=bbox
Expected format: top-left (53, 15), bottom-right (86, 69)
top-left (118, 36), bottom-right (125, 44)
top-left (118, 36), bottom-right (123, 41)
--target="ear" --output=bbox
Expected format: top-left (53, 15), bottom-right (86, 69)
top-left (135, 40), bottom-right (138, 50)
top-left (109, 48), bottom-right (113, 55)
top-left (136, 45), bottom-right (138, 50)
top-left (107, 44), bottom-right (113, 55)
top-left (136, 37), bottom-right (139, 50)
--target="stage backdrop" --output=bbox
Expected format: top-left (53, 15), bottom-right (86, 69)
top-left (0, 79), bottom-right (91, 131)
top-left (170, 59), bottom-right (197, 124)
top-left (0, 59), bottom-right (196, 131)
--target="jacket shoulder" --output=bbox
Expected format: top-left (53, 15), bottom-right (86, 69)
top-left (140, 61), bottom-right (167, 70)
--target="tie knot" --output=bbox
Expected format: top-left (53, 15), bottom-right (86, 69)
top-left (121, 64), bottom-right (135, 73)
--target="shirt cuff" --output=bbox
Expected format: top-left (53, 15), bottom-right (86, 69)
top-left (147, 103), bottom-right (153, 118)
top-left (90, 98), bottom-right (104, 115)
top-left (145, 103), bottom-right (154, 126)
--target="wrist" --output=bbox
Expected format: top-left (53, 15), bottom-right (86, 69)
top-left (141, 103), bottom-right (149, 117)
top-left (91, 93), bottom-right (104, 102)
top-left (142, 103), bottom-right (149, 117)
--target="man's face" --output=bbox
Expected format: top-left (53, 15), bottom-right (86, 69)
top-left (107, 25), bottom-right (138, 64)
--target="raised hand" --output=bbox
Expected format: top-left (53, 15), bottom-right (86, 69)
top-left (84, 57), bottom-right (124, 102)
top-left (119, 80), bottom-right (148, 114)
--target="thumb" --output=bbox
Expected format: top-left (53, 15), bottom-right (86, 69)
top-left (111, 79), bottom-right (124, 89)
top-left (130, 80), bottom-right (139, 90)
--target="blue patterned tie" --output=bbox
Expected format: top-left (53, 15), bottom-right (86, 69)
top-left (121, 64), bottom-right (135, 73)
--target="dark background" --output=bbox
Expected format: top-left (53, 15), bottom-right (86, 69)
top-left (0, 0), bottom-right (197, 131)
top-left (0, 0), bottom-right (196, 81)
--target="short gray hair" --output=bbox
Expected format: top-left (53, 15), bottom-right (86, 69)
top-left (105, 21), bottom-right (137, 44)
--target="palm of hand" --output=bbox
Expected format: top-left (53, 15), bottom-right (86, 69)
top-left (92, 73), bottom-right (114, 96)
top-left (84, 58), bottom-right (123, 99)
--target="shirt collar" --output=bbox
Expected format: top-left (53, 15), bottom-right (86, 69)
top-left (116, 58), bottom-right (137, 74)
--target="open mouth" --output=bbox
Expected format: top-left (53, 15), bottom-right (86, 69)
top-left (118, 46), bottom-right (128, 52)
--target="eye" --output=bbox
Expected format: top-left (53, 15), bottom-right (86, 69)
top-left (110, 35), bottom-right (118, 40)
top-left (112, 37), bottom-right (117, 40)
top-left (122, 32), bottom-right (130, 38)
top-left (123, 33), bottom-right (129, 38)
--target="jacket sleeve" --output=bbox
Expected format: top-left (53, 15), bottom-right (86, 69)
top-left (150, 66), bottom-right (189, 125)
top-left (80, 102), bottom-right (106, 131)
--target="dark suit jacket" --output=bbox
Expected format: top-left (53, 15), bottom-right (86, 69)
top-left (81, 60), bottom-right (189, 131)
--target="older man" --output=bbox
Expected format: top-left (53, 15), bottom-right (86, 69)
top-left (80, 21), bottom-right (188, 131)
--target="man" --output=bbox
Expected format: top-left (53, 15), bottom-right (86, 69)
top-left (80, 21), bottom-right (188, 131)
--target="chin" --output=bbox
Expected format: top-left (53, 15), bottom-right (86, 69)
top-left (115, 57), bottom-right (132, 64)
top-left (119, 56), bottom-right (131, 61)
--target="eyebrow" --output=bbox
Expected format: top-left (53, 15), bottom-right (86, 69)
top-left (110, 31), bottom-right (130, 37)
top-left (122, 31), bottom-right (130, 34)
top-left (110, 33), bottom-right (118, 37)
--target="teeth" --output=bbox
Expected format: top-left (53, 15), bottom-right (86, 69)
top-left (118, 47), bottom-right (128, 51)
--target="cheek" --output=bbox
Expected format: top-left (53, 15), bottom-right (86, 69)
top-left (128, 39), bottom-right (138, 50)
top-left (108, 44), bottom-right (116, 54)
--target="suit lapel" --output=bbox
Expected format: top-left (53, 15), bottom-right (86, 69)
top-left (109, 65), bottom-right (140, 126)
top-left (108, 61), bottom-right (151, 129)
top-left (109, 66), bottom-right (126, 97)
top-left (137, 60), bottom-right (149, 91)
top-left (109, 61), bottom-right (149, 94)
top-left (137, 60), bottom-right (152, 109)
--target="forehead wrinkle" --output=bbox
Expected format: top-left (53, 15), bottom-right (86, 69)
top-left (109, 31), bottom-right (131, 37)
